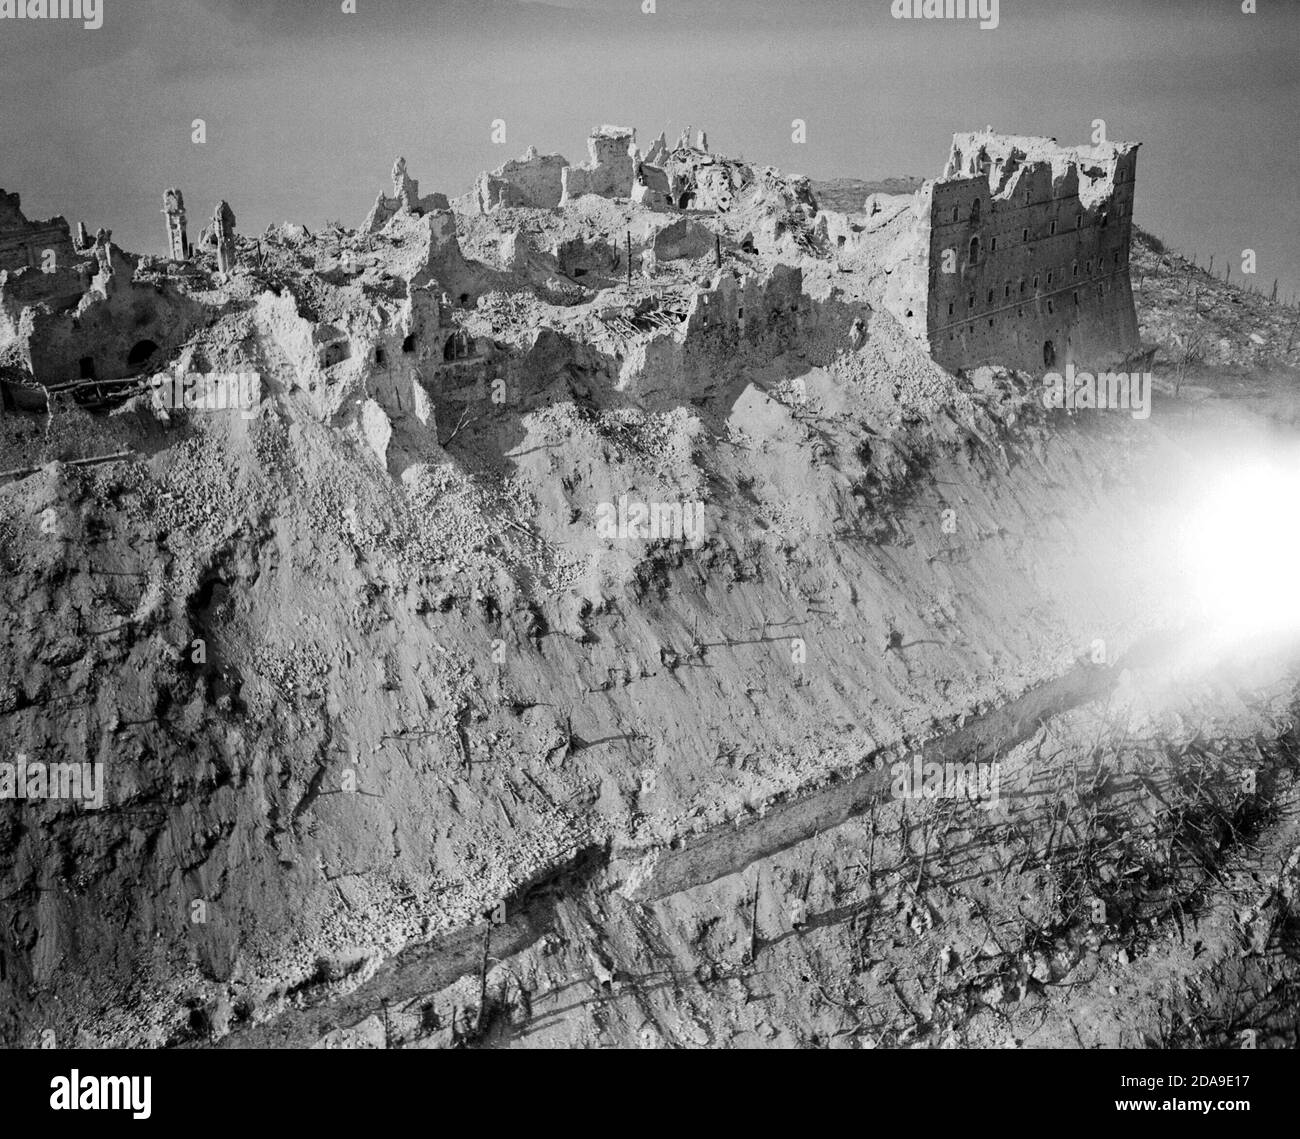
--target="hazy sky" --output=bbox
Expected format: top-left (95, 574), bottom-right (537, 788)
top-left (1, 0), bottom-right (1296, 297)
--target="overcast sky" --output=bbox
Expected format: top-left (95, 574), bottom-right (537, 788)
top-left (1, 0), bottom-right (1296, 297)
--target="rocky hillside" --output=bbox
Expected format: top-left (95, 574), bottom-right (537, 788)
top-left (2, 161), bottom-right (1299, 1049)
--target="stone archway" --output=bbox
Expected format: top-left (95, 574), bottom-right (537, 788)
top-left (127, 339), bottom-right (159, 367)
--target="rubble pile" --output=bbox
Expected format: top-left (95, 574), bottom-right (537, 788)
top-left (1, 125), bottom-right (1298, 1049)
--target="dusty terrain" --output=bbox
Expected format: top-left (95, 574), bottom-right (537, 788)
top-left (2, 146), bottom-right (1299, 1050)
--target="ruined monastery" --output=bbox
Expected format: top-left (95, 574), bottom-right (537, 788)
top-left (0, 125), bottom-right (1141, 449)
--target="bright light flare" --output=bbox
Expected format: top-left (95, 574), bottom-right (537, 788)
top-left (1179, 453), bottom-right (1300, 645)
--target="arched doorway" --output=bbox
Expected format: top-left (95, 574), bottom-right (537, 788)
top-left (127, 339), bottom-right (159, 367)
top-left (1043, 340), bottom-right (1056, 368)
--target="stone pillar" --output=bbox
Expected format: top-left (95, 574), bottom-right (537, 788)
top-left (92, 228), bottom-right (114, 280)
top-left (392, 157), bottom-right (419, 211)
top-left (214, 201), bottom-right (237, 275)
top-left (162, 188), bottom-right (189, 261)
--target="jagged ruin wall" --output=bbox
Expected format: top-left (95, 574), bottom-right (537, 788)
top-left (0, 192), bottom-right (76, 275)
top-left (561, 127), bottom-right (636, 204)
top-left (362, 160), bottom-right (451, 234)
top-left (924, 138), bottom-right (1141, 374)
top-left (469, 148), bottom-right (569, 213)
top-left (617, 265), bottom-right (869, 405)
top-left (20, 247), bottom-right (202, 387)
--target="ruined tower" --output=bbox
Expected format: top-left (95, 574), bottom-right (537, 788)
top-left (560, 126), bottom-right (637, 204)
top-left (900, 132), bottom-right (1142, 375)
top-left (162, 188), bottom-right (189, 261)
top-left (213, 200), bottom-right (237, 275)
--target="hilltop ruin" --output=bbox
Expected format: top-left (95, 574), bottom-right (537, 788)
top-left (2, 100), bottom-right (1300, 1060)
top-left (0, 125), bottom-right (1144, 437)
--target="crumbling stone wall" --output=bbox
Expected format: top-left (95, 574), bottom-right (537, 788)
top-left (664, 151), bottom-right (746, 212)
top-left (652, 216), bottom-right (715, 261)
top-left (0, 258), bottom-right (92, 349)
top-left (19, 239), bottom-right (201, 386)
top-left (632, 160), bottom-right (672, 209)
top-left (922, 132), bottom-right (1141, 373)
top-left (398, 211), bottom-right (482, 305)
top-left (363, 158), bottom-right (452, 233)
top-left (561, 125), bottom-right (636, 204)
top-left (619, 265), bottom-right (870, 405)
top-left (0, 190), bottom-right (76, 274)
top-left (878, 184), bottom-right (935, 344)
top-left (471, 146), bottom-right (568, 213)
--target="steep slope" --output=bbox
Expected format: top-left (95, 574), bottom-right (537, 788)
top-left (2, 165), bottom-right (1298, 1049)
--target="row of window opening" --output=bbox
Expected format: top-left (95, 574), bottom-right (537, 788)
top-left (947, 280), bottom-right (1111, 320)
top-left (952, 199), bottom-right (1116, 234)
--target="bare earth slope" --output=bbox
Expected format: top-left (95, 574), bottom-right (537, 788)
top-left (2, 176), bottom-right (1299, 1049)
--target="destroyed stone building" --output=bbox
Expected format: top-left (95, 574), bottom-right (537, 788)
top-left (0, 190), bottom-right (76, 274)
top-left (560, 124), bottom-right (637, 204)
top-left (0, 126), bottom-right (1147, 434)
top-left (8, 105), bottom-right (1300, 1061)
top-left (362, 157), bottom-right (451, 233)
top-left (887, 131), bottom-right (1142, 374)
top-left (0, 214), bottom-right (203, 408)
top-left (463, 145), bottom-right (569, 213)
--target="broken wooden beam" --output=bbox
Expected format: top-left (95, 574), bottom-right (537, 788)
top-left (45, 376), bottom-right (149, 395)
top-left (0, 449), bottom-right (135, 483)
